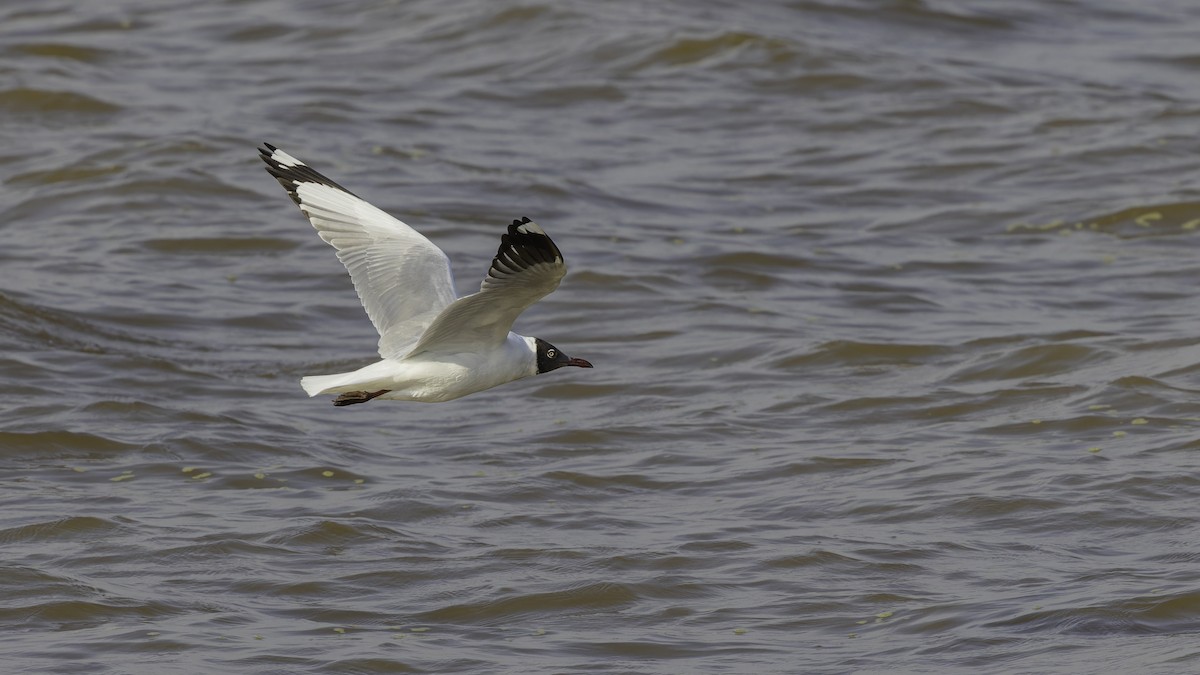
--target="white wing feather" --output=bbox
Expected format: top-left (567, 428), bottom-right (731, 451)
top-left (260, 145), bottom-right (458, 358)
top-left (408, 218), bottom-right (566, 356)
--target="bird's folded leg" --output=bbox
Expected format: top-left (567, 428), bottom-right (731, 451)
top-left (332, 390), bottom-right (389, 406)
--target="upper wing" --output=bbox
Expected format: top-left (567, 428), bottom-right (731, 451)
top-left (407, 217), bottom-right (566, 356)
top-left (259, 144), bottom-right (458, 359)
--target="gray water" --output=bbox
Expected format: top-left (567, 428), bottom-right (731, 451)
top-left (5, 1), bottom-right (1200, 673)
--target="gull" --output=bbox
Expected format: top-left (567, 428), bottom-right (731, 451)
top-left (259, 143), bottom-right (592, 405)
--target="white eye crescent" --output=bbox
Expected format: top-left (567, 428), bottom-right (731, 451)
top-left (546, 349), bottom-right (556, 358)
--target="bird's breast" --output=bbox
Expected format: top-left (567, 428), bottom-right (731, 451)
top-left (394, 342), bottom-right (536, 402)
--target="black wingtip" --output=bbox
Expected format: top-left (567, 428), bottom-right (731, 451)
top-left (494, 216), bottom-right (561, 268)
top-left (257, 144), bottom-right (360, 206)
top-left (506, 216), bottom-right (536, 236)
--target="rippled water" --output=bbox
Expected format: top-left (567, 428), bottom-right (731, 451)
top-left (5, 0), bottom-right (1200, 672)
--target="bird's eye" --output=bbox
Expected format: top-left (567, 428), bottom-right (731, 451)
top-left (546, 349), bottom-right (556, 358)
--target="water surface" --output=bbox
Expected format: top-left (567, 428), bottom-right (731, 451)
top-left (4, 1), bottom-right (1200, 672)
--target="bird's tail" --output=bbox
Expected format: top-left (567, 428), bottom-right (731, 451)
top-left (301, 360), bottom-right (397, 397)
top-left (300, 372), bottom-right (358, 397)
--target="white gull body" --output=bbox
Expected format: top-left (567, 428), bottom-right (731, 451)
top-left (259, 144), bottom-right (592, 405)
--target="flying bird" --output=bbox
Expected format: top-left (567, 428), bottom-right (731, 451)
top-left (259, 143), bottom-right (592, 405)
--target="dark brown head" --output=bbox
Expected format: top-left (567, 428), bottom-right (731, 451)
top-left (535, 338), bottom-right (592, 374)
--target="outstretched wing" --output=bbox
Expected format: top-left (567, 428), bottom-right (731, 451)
top-left (259, 144), bottom-right (458, 359)
top-left (408, 217), bottom-right (566, 356)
